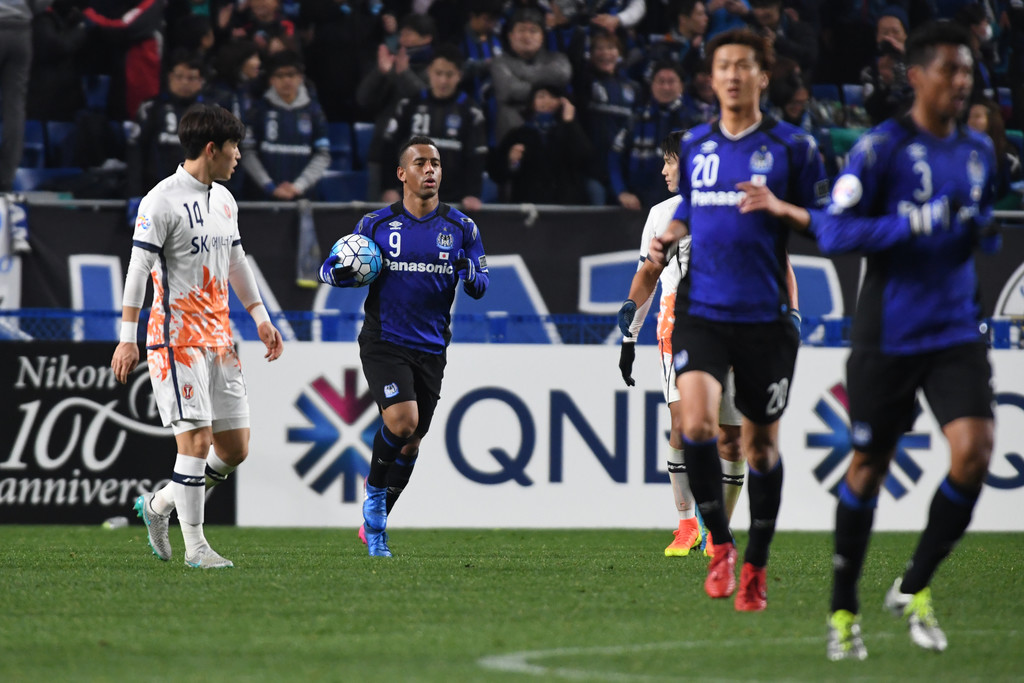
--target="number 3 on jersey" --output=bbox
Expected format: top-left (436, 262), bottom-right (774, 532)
top-left (690, 154), bottom-right (720, 189)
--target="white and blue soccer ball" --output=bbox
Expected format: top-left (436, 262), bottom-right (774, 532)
top-left (330, 233), bottom-right (383, 287)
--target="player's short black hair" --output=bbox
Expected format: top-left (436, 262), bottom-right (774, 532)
top-left (705, 28), bottom-right (775, 74)
top-left (430, 43), bottom-right (465, 70)
top-left (398, 136), bottom-right (439, 165)
top-left (906, 21), bottom-right (972, 68)
top-left (660, 130), bottom-right (685, 159)
top-left (264, 49), bottom-right (304, 76)
top-left (178, 103), bottom-right (245, 159)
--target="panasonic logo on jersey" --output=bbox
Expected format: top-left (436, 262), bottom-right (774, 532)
top-left (384, 259), bottom-right (455, 274)
top-left (690, 190), bottom-right (745, 206)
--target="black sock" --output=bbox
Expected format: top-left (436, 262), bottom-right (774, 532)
top-left (367, 424), bottom-right (410, 489)
top-left (831, 480), bottom-right (876, 614)
top-left (745, 459), bottom-right (783, 567)
top-left (900, 476), bottom-right (979, 594)
top-left (386, 449), bottom-right (418, 513)
top-left (682, 436), bottom-right (732, 545)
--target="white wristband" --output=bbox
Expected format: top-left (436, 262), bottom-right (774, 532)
top-left (119, 321), bottom-right (138, 344)
top-left (250, 304), bottom-right (270, 326)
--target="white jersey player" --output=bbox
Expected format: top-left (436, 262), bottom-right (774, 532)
top-left (616, 131), bottom-right (744, 557)
top-left (111, 104), bottom-right (284, 569)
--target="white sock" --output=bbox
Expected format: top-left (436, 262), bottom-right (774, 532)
top-left (152, 482), bottom-right (175, 516)
top-left (721, 457), bottom-right (746, 521)
top-left (204, 451), bottom-right (236, 493)
top-left (172, 454), bottom-right (207, 553)
top-left (668, 446), bottom-right (696, 520)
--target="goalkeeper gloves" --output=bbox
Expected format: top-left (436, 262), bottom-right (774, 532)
top-left (789, 308), bottom-right (802, 338)
top-left (618, 341), bottom-right (636, 387)
top-left (617, 299), bottom-right (637, 338)
top-left (454, 249), bottom-right (476, 283)
top-left (318, 254), bottom-right (358, 288)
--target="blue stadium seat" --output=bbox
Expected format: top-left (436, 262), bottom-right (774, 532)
top-left (13, 167), bottom-right (83, 192)
top-left (812, 83), bottom-right (841, 103)
top-left (352, 122), bottom-right (374, 169)
top-left (318, 170), bottom-right (368, 202)
top-left (82, 75), bottom-right (111, 111)
top-left (20, 120), bottom-right (46, 168)
top-left (328, 122), bottom-right (353, 171)
top-left (46, 121), bottom-right (78, 167)
top-left (841, 84), bottom-right (865, 107)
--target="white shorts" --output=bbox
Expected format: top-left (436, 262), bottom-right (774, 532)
top-left (147, 346), bottom-right (249, 430)
top-left (661, 350), bottom-right (742, 427)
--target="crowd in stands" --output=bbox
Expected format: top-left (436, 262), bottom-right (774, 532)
top-left (2, 0), bottom-right (1023, 209)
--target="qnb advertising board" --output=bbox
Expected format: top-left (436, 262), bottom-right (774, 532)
top-left (239, 343), bottom-right (1024, 531)
top-left (0, 343), bottom-right (235, 524)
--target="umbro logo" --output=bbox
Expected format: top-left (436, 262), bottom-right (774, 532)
top-left (388, 220), bottom-right (403, 230)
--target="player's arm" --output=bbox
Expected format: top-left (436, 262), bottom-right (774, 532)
top-left (650, 219), bottom-right (688, 265)
top-left (808, 195), bottom-right (952, 255)
top-left (455, 223), bottom-right (488, 299)
top-left (229, 242), bottom-right (283, 361)
top-left (111, 244), bottom-right (158, 384)
top-left (785, 255), bottom-right (802, 336)
top-left (736, 180), bottom-right (812, 230)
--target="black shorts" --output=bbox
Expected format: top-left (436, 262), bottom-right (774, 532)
top-left (847, 342), bottom-right (994, 455)
top-left (359, 338), bottom-right (447, 437)
top-left (671, 315), bottom-right (800, 424)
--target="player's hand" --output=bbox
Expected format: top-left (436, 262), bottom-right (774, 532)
top-left (461, 196), bottom-right (483, 211)
top-left (258, 321), bottom-right (284, 361)
top-left (617, 299), bottom-right (637, 338)
top-left (318, 254), bottom-right (358, 287)
top-left (111, 342), bottom-right (140, 385)
top-left (907, 195), bottom-right (951, 237)
top-left (788, 308), bottom-right (802, 341)
top-left (737, 180), bottom-right (783, 215)
top-left (618, 341), bottom-right (636, 387)
top-left (454, 249), bottom-right (476, 282)
top-left (618, 192), bottom-right (642, 210)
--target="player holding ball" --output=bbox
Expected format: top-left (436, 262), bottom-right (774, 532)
top-left (318, 135), bottom-right (489, 557)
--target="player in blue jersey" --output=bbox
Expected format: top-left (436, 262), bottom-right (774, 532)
top-left (648, 28), bottom-right (828, 610)
top-left (318, 135), bottom-right (489, 557)
top-left (808, 23), bottom-right (999, 661)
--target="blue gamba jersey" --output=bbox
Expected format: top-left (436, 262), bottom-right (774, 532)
top-left (828, 117), bottom-right (996, 354)
top-left (355, 202), bottom-right (488, 354)
top-left (672, 118), bottom-right (828, 323)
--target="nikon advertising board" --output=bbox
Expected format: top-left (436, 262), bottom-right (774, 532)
top-left (0, 342), bottom-right (235, 524)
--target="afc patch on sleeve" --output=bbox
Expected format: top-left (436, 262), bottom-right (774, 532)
top-left (814, 179), bottom-right (830, 204)
top-left (477, 255), bottom-right (487, 271)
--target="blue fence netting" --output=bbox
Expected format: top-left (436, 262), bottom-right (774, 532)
top-left (1, 309), bottom-right (1022, 348)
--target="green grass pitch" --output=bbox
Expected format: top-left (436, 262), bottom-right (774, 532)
top-left (1, 527), bottom-right (1021, 681)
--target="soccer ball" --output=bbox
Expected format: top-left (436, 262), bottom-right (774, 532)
top-left (329, 233), bottom-right (383, 287)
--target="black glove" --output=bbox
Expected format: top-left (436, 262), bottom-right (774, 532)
top-left (318, 254), bottom-right (358, 287)
top-left (619, 341), bottom-right (636, 387)
top-left (454, 248), bottom-right (476, 282)
top-left (617, 299), bottom-right (637, 338)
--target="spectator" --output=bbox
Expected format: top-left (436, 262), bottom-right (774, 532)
top-left (491, 8), bottom-right (572, 140)
top-left (966, 96), bottom-right (1022, 206)
top-left (81, 0), bottom-right (166, 121)
top-left (609, 62), bottom-right (701, 210)
top-left (861, 6), bottom-right (912, 126)
top-left (458, 0), bottom-right (503, 112)
top-left (300, 0), bottom-right (381, 124)
top-left (205, 39), bottom-right (261, 122)
top-left (27, 0), bottom-right (88, 123)
top-left (956, 3), bottom-right (997, 101)
top-left (357, 12), bottom-right (436, 199)
top-left (0, 0), bottom-right (44, 192)
top-left (379, 45), bottom-right (487, 210)
top-left (230, 0), bottom-right (296, 57)
top-left (643, 0), bottom-right (709, 85)
top-left (241, 50), bottom-right (330, 200)
top-left (126, 50), bottom-right (206, 197)
top-left (705, 0), bottom-right (750, 37)
top-left (573, 29), bottom-right (641, 204)
top-left (489, 83), bottom-right (595, 203)
top-left (745, 0), bottom-right (817, 77)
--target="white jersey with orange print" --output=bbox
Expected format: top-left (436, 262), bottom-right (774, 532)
top-left (132, 165), bottom-right (249, 428)
top-left (133, 165), bottom-right (239, 350)
top-left (626, 195), bottom-right (740, 426)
